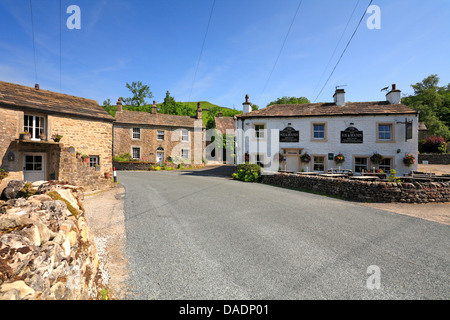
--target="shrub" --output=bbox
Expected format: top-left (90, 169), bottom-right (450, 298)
top-left (0, 168), bottom-right (8, 181)
top-left (421, 136), bottom-right (446, 153)
top-left (232, 164), bottom-right (262, 182)
top-left (113, 153), bottom-right (133, 162)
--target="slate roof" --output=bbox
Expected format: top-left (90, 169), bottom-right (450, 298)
top-left (115, 110), bottom-right (205, 128)
top-left (214, 116), bottom-right (235, 134)
top-left (236, 101), bottom-right (418, 119)
top-left (0, 81), bottom-right (114, 121)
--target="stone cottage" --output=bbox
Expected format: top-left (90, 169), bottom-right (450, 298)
top-left (113, 99), bottom-right (206, 165)
top-left (235, 85), bottom-right (419, 176)
top-left (0, 81), bottom-right (114, 186)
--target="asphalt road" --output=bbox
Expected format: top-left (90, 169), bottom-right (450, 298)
top-left (118, 168), bottom-right (450, 300)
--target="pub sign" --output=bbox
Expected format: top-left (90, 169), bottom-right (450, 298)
top-left (340, 127), bottom-right (363, 144)
top-left (280, 127), bottom-right (300, 143)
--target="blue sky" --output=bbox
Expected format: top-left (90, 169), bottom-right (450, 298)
top-left (1, 0), bottom-right (449, 110)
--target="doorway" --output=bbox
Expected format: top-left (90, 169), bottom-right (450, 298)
top-left (23, 153), bottom-right (46, 182)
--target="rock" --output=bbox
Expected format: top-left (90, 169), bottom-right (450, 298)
top-left (1, 180), bottom-right (26, 200)
top-left (0, 234), bottom-right (35, 282)
top-left (0, 281), bottom-right (35, 300)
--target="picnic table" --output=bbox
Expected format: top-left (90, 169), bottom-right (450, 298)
top-left (349, 176), bottom-right (379, 181)
top-left (400, 177), bottom-right (433, 182)
top-left (319, 174), bottom-right (347, 178)
top-left (362, 172), bottom-right (387, 179)
top-left (295, 172), bottom-right (320, 175)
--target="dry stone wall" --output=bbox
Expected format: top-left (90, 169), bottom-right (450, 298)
top-left (261, 173), bottom-right (450, 203)
top-left (0, 180), bottom-right (103, 300)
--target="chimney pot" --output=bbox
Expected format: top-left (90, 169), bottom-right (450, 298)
top-left (35, 84), bottom-right (39, 90)
top-left (151, 101), bottom-right (157, 114)
top-left (392, 84), bottom-right (397, 91)
top-left (243, 94), bottom-right (252, 113)
top-left (116, 98), bottom-right (123, 112)
top-left (196, 102), bottom-right (202, 119)
top-left (218, 111), bottom-right (223, 118)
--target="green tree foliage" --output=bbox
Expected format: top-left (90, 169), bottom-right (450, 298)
top-left (402, 74), bottom-right (450, 140)
top-left (159, 91), bottom-right (195, 116)
top-left (267, 96), bottom-right (310, 107)
top-left (205, 105), bottom-right (242, 129)
top-left (120, 81), bottom-right (153, 107)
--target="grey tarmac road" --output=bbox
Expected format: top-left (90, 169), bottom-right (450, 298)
top-left (118, 169), bottom-right (449, 300)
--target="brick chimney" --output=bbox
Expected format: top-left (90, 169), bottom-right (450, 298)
top-left (243, 94), bottom-right (252, 113)
top-left (116, 98), bottom-right (123, 113)
top-left (151, 101), bottom-right (157, 114)
top-left (196, 102), bottom-right (202, 119)
top-left (386, 84), bottom-right (401, 104)
top-left (333, 89), bottom-right (345, 106)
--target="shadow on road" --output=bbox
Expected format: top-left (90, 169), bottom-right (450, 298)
top-left (180, 165), bottom-right (236, 178)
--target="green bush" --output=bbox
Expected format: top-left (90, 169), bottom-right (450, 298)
top-left (232, 164), bottom-right (262, 182)
top-left (113, 153), bottom-right (133, 162)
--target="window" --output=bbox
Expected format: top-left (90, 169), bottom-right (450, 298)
top-left (132, 147), bottom-right (141, 160)
top-left (254, 125), bottom-right (265, 139)
top-left (157, 130), bottom-right (165, 141)
top-left (24, 155), bottom-right (43, 171)
top-left (181, 149), bottom-right (190, 159)
top-left (313, 156), bottom-right (325, 172)
top-left (181, 130), bottom-right (189, 142)
top-left (354, 157), bottom-right (368, 173)
top-left (313, 124), bottom-right (325, 140)
top-left (379, 158), bottom-right (392, 173)
top-left (378, 124), bottom-right (392, 141)
top-left (24, 115), bottom-right (45, 140)
top-left (132, 128), bottom-right (141, 140)
top-left (256, 154), bottom-right (265, 168)
top-left (89, 156), bottom-right (99, 168)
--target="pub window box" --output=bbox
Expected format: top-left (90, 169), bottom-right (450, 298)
top-left (19, 131), bottom-right (31, 141)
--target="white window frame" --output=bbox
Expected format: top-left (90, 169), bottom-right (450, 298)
top-left (312, 155), bottom-right (326, 172)
top-left (24, 114), bottom-right (45, 141)
top-left (377, 123), bottom-right (394, 142)
top-left (181, 149), bottom-right (190, 160)
top-left (254, 124), bottom-right (265, 139)
top-left (157, 130), bottom-right (165, 141)
top-left (378, 157), bottom-right (393, 173)
top-left (181, 130), bottom-right (189, 142)
top-left (132, 128), bottom-right (141, 140)
top-left (89, 156), bottom-right (100, 168)
top-left (313, 124), bottom-right (326, 140)
top-left (131, 147), bottom-right (141, 160)
top-left (354, 156), bottom-right (369, 173)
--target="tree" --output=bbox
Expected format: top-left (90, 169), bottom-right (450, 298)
top-left (159, 91), bottom-right (195, 117)
top-left (402, 74), bottom-right (450, 140)
top-left (267, 96), bottom-right (310, 107)
top-left (120, 81), bottom-right (153, 107)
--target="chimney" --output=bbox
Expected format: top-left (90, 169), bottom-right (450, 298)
top-left (152, 101), bottom-right (157, 114)
top-left (116, 98), bottom-right (123, 113)
top-left (243, 94), bottom-right (252, 113)
top-left (35, 84), bottom-right (39, 90)
top-left (333, 89), bottom-right (345, 106)
top-left (196, 102), bottom-right (202, 119)
top-left (386, 84), bottom-right (401, 104)
top-left (218, 111), bottom-right (223, 118)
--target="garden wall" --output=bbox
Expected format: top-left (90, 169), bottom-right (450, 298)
top-left (418, 154), bottom-right (450, 165)
top-left (261, 173), bottom-right (450, 203)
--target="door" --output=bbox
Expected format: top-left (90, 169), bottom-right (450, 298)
top-left (23, 153), bottom-right (46, 182)
top-left (286, 156), bottom-right (300, 172)
top-left (156, 152), bottom-right (164, 166)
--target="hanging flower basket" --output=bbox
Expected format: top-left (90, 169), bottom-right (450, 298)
top-left (370, 153), bottom-right (384, 165)
top-left (334, 153), bottom-right (345, 164)
top-left (403, 154), bottom-right (415, 167)
top-left (244, 153), bottom-right (250, 163)
top-left (300, 152), bottom-right (311, 163)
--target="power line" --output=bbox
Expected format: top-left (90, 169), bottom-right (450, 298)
top-left (313, 0), bottom-right (373, 103)
top-left (188, 0), bottom-right (216, 102)
top-left (29, 0), bottom-right (38, 84)
top-left (259, 0), bottom-right (304, 103)
top-left (311, 0), bottom-right (360, 100)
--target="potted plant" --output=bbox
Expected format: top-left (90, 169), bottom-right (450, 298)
top-left (244, 152), bottom-right (250, 163)
top-left (370, 153), bottom-right (384, 165)
top-left (403, 154), bottom-right (415, 167)
top-left (300, 152), bottom-right (311, 163)
top-left (81, 154), bottom-right (89, 164)
top-left (39, 133), bottom-right (46, 141)
top-left (334, 153), bottom-right (345, 164)
top-left (52, 134), bottom-right (63, 142)
top-left (76, 152), bottom-right (82, 159)
top-left (19, 131), bottom-right (31, 141)
top-left (94, 164), bottom-right (100, 171)
top-left (68, 146), bottom-right (76, 154)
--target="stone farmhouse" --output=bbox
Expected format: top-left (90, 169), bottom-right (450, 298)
top-left (235, 85), bottom-right (419, 176)
top-left (113, 99), bottom-right (206, 165)
top-left (0, 81), bottom-right (114, 187)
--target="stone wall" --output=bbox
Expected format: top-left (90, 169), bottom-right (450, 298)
top-left (418, 154), bottom-right (450, 165)
top-left (113, 124), bottom-right (205, 164)
top-left (49, 114), bottom-right (113, 176)
top-left (261, 173), bottom-right (450, 203)
top-left (0, 180), bottom-right (103, 300)
top-left (59, 148), bottom-right (115, 191)
top-left (0, 107), bottom-right (21, 180)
